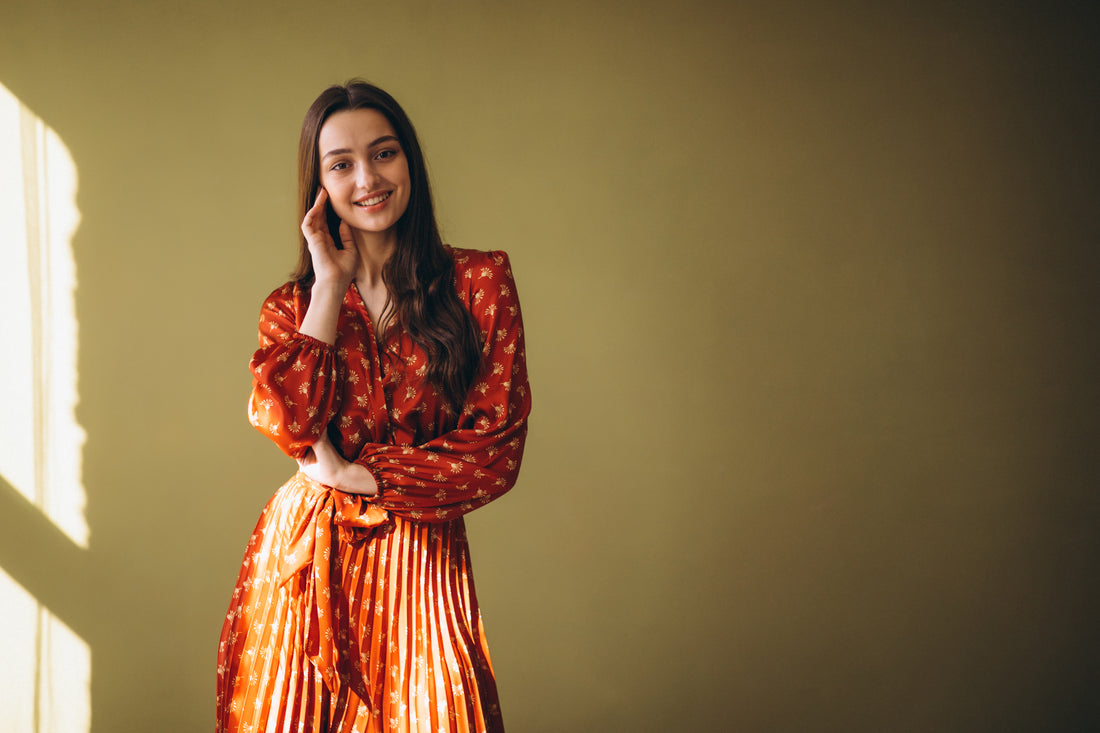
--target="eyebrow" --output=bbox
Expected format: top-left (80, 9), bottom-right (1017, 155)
top-left (321, 135), bottom-right (400, 160)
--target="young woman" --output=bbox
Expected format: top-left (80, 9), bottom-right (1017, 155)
top-left (217, 81), bottom-right (530, 733)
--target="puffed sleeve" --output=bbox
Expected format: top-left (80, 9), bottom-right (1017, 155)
top-left (355, 251), bottom-right (531, 522)
top-left (247, 283), bottom-right (344, 459)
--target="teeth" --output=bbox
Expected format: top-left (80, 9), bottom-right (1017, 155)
top-left (356, 192), bottom-right (390, 206)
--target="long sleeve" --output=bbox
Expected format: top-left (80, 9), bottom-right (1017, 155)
top-left (247, 283), bottom-right (344, 459)
top-left (356, 251), bottom-right (531, 522)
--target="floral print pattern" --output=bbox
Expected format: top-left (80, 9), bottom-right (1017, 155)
top-left (217, 248), bottom-right (529, 732)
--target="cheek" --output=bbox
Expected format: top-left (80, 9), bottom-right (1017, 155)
top-left (395, 190), bottom-right (412, 217)
top-left (321, 180), bottom-right (353, 208)
top-left (329, 199), bottom-right (352, 217)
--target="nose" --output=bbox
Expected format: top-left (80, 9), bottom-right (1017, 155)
top-left (355, 161), bottom-right (379, 189)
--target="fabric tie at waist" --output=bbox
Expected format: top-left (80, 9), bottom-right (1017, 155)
top-left (277, 474), bottom-right (389, 695)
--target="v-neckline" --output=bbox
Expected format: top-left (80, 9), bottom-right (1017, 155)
top-left (349, 280), bottom-right (388, 343)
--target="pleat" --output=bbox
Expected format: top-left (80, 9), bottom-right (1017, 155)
top-left (218, 475), bottom-right (328, 733)
top-left (218, 477), bottom-right (504, 733)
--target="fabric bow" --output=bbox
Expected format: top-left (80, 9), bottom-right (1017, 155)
top-left (277, 476), bottom-right (389, 696)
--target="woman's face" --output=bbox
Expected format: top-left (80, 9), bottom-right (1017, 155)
top-left (317, 108), bottom-right (411, 240)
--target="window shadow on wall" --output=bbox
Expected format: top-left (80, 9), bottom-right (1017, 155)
top-left (0, 58), bottom-right (257, 732)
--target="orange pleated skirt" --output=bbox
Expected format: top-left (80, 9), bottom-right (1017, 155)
top-left (216, 472), bottom-right (504, 732)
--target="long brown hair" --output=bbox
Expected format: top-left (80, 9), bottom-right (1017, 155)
top-left (293, 80), bottom-right (481, 413)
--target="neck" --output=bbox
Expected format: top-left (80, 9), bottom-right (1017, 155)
top-left (352, 229), bottom-right (397, 287)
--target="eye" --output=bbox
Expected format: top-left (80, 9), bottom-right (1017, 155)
top-left (374, 149), bottom-right (398, 161)
top-left (329, 161), bottom-right (350, 171)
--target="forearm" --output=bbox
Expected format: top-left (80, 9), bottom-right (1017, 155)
top-left (298, 434), bottom-right (379, 496)
top-left (298, 279), bottom-right (349, 345)
top-left (355, 419), bottom-right (527, 521)
top-left (331, 461), bottom-right (378, 496)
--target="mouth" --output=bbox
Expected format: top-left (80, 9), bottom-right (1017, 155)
top-left (355, 191), bottom-right (392, 207)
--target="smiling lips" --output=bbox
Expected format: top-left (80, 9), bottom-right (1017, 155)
top-left (355, 191), bottom-right (392, 208)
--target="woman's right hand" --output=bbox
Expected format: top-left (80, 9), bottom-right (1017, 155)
top-left (301, 188), bottom-right (359, 287)
top-left (297, 433), bottom-right (379, 496)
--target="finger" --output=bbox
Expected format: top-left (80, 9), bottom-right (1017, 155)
top-left (338, 220), bottom-right (354, 250)
top-left (303, 189), bottom-right (328, 224)
top-left (301, 217), bottom-right (328, 247)
top-left (302, 191), bottom-right (332, 243)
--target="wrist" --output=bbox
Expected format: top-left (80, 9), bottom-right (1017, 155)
top-left (310, 277), bottom-right (351, 297)
top-left (332, 461), bottom-right (354, 493)
top-left (300, 281), bottom-right (349, 344)
top-left (339, 462), bottom-right (380, 496)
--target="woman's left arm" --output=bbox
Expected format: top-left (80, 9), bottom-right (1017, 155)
top-left (297, 432), bottom-right (379, 495)
top-left (356, 251), bottom-right (531, 521)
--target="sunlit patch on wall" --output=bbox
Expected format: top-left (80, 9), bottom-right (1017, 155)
top-left (0, 81), bottom-right (90, 733)
top-left (0, 567), bottom-right (91, 732)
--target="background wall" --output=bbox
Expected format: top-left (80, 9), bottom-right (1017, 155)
top-left (1, 1), bottom-right (1097, 731)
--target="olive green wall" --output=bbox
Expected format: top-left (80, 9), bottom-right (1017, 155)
top-left (1, 1), bottom-right (1097, 731)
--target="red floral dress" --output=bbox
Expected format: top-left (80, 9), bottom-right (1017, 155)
top-left (217, 247), bottom-right (529, 733)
